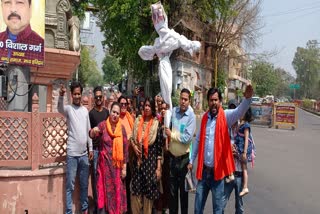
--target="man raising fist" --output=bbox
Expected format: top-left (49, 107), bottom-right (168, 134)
top-left (58, 81), bottom-right (93, 214)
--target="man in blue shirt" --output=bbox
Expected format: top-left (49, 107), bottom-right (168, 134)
top-left (188, 85), bottom-right (253, 214)
top-left (165, 88), bottom-right (196, 214)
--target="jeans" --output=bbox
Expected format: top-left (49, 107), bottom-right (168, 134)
top-left (222, 174), bottom-right (244, 214)
top-left (168, 153), bottom-right (189, 214)
top-left (194, 168), bottom-right (224, 214)
top-left (66, 155), bottom-right (90, 214)
top-left (91, 149), bottom-right (99, 214)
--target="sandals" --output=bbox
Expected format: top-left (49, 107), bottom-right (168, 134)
top-left (239, 188), bottom-right (249, 197)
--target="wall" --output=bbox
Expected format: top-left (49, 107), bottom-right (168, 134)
top-left (0, 168), bottom-right (93, 214)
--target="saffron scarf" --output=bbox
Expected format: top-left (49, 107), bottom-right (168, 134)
top-left (106, 118), bottom-right (124, 168)
top-left (125, 111), bottom-right (134, 129)
top-left (136, 115), bottom-right (154, 158)
top-left (196, 107), bottom-right (235, 181)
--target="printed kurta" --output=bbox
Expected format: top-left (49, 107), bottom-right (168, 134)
top-left (131, 122), bottom-right (164, 200)
top-left (96, 122), bottom-right (128, 214)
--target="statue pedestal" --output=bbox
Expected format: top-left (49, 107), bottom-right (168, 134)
top-left (30, 48), bottom-right (80, 112)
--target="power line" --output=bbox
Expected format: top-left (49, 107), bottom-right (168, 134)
top-left (263, 1), bottom-right (320, 17)
top-left (267, 8), bottom-right (320, 29)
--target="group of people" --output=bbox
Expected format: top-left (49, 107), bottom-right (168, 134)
top-left (58, 81), bottom-right (255, 214)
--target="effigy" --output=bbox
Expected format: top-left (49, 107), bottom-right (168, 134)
top-left (138, 1), bottom-right (201, 128)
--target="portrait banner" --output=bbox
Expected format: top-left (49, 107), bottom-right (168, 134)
top-left (251, 103), bottom-right (273, 127)
top-left (0, 0), bottom-right (45, 67)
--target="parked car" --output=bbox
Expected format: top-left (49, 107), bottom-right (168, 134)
top-left (252, 96), bottom-right (261, 104)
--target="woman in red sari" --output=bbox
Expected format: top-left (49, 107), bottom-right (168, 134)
top-left (90, 102), bottom-right (128, 214)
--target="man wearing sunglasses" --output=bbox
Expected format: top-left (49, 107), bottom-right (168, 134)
top-left (89, 86), bottom-right (109, 214)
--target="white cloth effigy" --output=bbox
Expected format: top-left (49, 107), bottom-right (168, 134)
top-left (138, 1), bottom-right (201, 128)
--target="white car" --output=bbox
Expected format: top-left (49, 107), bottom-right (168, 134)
top-left (252, 96), bottom-right (261, 104)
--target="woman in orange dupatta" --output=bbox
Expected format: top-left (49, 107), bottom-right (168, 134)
top-left (130, 97), bottom-right (164, 214)
top-left (90, 102), bottom-right (128, 214)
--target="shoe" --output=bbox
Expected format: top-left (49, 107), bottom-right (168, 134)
top-left (239, 188), bottom-right (249, 197)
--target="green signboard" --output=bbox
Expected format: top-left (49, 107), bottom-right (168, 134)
top-left (289, 84), bottom-right (300, 89)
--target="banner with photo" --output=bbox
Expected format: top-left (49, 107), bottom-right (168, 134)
top-left (251, 103), bottom-right (273, 127)
top-left (0, 0), bottom-right (45, 67)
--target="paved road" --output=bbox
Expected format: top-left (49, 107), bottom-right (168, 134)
top-left (187, 109), bottom-right (320, 214)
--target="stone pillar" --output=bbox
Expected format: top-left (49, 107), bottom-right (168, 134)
top-left (46, 84), bottom-right (53, 112)
top-left (5, 65), bottom-right (30, 112)
top-left (31, 93), bottom-right (40, 170)
top-left (32, 92), bottom-right (39, 112)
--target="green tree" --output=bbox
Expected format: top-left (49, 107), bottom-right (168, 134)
top-left (86, 0), bottom-right (262, 94)
top-left (102, 54), bottom-right (123, 84)
top-left (76, 45), bottom-right (103, 86)
top-left (273, 68), bottom-right (295, 99)
top-left (71, 0), bottom-right (94, 19)
top-left (92, 0), bottom-right (255, 84)
top-left (217, 69), bottom-right (227, 93)
top-left (292, 40), bottom-right (320, 99)
top-left (250, 59), bottom-right (278, 97)
top-left (93, 0), bottom-right (156, 82)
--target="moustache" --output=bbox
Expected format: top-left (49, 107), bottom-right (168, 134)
top-left (8, 12), bottom-right (21, 20)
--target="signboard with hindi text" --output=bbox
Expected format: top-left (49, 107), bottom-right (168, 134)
top-left (273, 103), bottom-right (298, 130)
top-left (0, 0), bottom-right (45, 67)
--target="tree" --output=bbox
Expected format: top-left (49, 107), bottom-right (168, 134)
top-left (292, 40), bottom-right (320, 99)
top-left (250, 59), bottom-right (278, 97)
top-left (90, 0), bottom-right (262, 91)
top-left (93, 0), bottom-right (156, 82)
top-left (273, 68), bottom-right (295, 99)
top-left (76, 45), bottom-right (103, 87)
top-left (199, 0), bottom-right (262, 87)
top-left (102, 54), bottom-right (123, 84)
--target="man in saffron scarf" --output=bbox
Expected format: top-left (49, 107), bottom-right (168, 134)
top-left (188, 85), bottom-right (253, 214)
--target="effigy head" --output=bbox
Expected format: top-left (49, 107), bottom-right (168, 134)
top-left (151, 1), bottom-right (168, 32)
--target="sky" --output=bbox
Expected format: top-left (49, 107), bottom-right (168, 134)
top-left (255, 0), bottom-right (320, 77)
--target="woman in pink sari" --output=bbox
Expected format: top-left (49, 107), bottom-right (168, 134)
top-left (90, 102), bottom-right (128, 214)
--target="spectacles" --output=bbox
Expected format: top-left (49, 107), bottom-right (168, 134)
top-left (120, 103), bottom-right (128, 106)
top-left (95, 95), bottom-right (103, 100)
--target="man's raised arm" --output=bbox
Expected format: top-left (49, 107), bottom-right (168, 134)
top-left (226, 85), bottom-right (254, 126)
